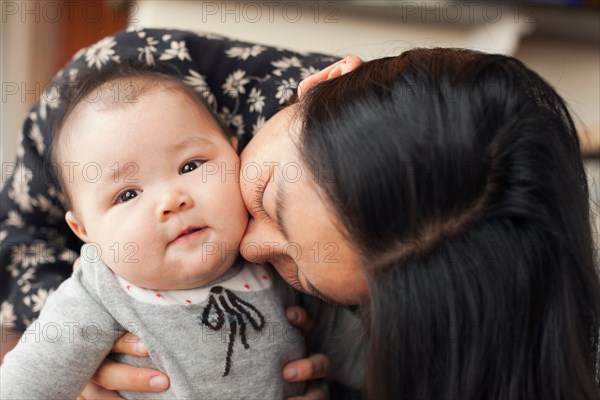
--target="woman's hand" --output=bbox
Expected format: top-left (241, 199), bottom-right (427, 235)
top-left (284, 306), bottom-right (331, 400)
top-left (77, 333), bottom-right (169, 400)
top-left (297, 55), bottom-right (363, 99)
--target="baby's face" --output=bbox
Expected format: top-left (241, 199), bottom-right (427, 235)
top-left (62, 89), bottom-right (248, 290)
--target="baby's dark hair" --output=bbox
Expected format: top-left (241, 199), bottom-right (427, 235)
top-left (48, 63), bottom-right (231, 210)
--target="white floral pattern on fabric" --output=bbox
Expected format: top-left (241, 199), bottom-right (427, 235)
top-left (7, 263), bottom-right (19, 279)
top-left (72, 47), bottom-right (86, 62)
top-left (0, 301), bottom-right (17, 326)
top-left (24, 288), bottom-right (55, 313)
top-left (222, 69), bottom-right (251, 97)
top-left (126, 25), bottom-right (145, 33)
top-left (159, 40), bottom-right (192, 61)
top-left (252, 116), bottom-right (267, 135)
top-left (275, 78), bottom-right (298, 104)
top-left (225, 45), bottom-right (267, 60)
top-left (272, 56), bottom-right (303, 76)
top-left (8, 166), bottom-right (33, 213)
top-left (10, 242), bottom-right (56, 270)
top-left (68, 68), bottom-right (79, 82)
top-left (18, 268), bottom-right (35, 294)
top-left (15, 135), bottom-right (24, 161)
top-left (137, 36), bottom-right (159, 66)
top-left (28, 123), bottom-right (45, 156)
top-left (193, 31), bottom-right (227, 40)
top-left (221, 106), bottom-right (245, 136)
top-left (85, 36), bottom-right (121, 69)
top-left (247, 87), bottom-right (266, 113)
top-left (47, 186), bottom-right (66, 206)
top-left (6, 211), bottom-right (24, 227)
top-left (184, 69), bottom-right (217, 109)
top-left (300, 66), bottom-right (320, 79)
top-left (39, 84), bottom-right (60, 121)
top-left (59, 249), bottom-right (78, 263)
top-left (34, 194), bottom-right (64, 223)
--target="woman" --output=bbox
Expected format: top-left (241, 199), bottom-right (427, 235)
top-left (239, 49), bottom-right (600, 399)
top-left (3, 31), bottom-right (599, 398)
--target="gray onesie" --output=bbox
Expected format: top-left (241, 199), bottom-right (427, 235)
top-left (1, 244), bottom-right (305, 399)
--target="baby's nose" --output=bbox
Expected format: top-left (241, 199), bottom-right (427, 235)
top-left (156, 190), bottom-right (194, 221)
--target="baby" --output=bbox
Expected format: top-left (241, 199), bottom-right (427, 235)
top-left (0, 66), bottom-right (305, 399)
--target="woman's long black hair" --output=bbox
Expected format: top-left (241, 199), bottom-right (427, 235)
top-left (299, 48), bottom-right (599, 399)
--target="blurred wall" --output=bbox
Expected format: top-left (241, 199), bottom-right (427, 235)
top-left (1, 5), bottom-right (58, 172)
top-left (1, 0), bottom-right (126, 180)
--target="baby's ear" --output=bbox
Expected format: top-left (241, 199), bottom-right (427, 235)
top-left (65, 211), bottom-right (90, 243)
top-left (230, 136), bottom-right (239, 152)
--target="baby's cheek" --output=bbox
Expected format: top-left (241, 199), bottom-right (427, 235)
top-left (222, 192), bottom-right (249, 242)
top-left (105, 227), bottom-right (149, 267)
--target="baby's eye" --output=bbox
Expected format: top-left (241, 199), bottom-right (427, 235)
top-left (116, 189), bottom-right (140, 204)
top-left (180, 160), bottom-right (204, 174)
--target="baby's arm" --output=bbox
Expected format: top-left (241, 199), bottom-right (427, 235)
top-left (1, 270), bottom-right (119, 399)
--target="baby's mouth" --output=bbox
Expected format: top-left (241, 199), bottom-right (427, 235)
top-left (169, 226), bottom-right (207, 246)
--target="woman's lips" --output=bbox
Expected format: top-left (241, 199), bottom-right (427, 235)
top-left (169, 227), bottom-right (207, 246)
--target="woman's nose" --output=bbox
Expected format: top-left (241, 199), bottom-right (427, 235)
top-left (240, 217), bottom-right (287, 264)
top-left (156, 190), bottom-right (194, 221)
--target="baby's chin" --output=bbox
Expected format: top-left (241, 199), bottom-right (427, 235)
top-left (130, 268), bottom-right (233, 291)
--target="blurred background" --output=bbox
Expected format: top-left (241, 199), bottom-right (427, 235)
top-left (1, 0), bottom-right (598, 236)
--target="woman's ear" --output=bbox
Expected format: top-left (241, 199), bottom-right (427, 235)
top-left (65, 211), bottom-right (90, 243)
top-left (298, 55), bottom-right (363, 99)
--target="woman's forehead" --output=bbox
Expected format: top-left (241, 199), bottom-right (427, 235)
top-left (242, 105), bottom-right (301, 162)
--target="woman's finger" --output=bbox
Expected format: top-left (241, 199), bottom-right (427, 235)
top-left (298, 55), bottom-right (363, 98)
top-left (287, 382), bottom-right (328, 400)
top-left (283, 353), bottom-right (331, 382)
top-left (90, 359), bottom-right (170, 392)
top-left (111, 332), bottom-right (148, 356)
top-left (285, 306), bottom-right (314, 336)
top-left (78, 382), bottom-right (124, 400)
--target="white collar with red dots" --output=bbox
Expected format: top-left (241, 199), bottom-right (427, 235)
top-left (115, 262), bottom-right (273, 306)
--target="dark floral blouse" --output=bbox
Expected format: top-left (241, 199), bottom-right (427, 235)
top-left (0, 28), bottom-right (339, 332)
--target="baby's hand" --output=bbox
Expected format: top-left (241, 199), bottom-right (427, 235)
top-left (78, 333), bottom-right (169, 399)
top-left (284, 306), bottom-right (331, 400)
